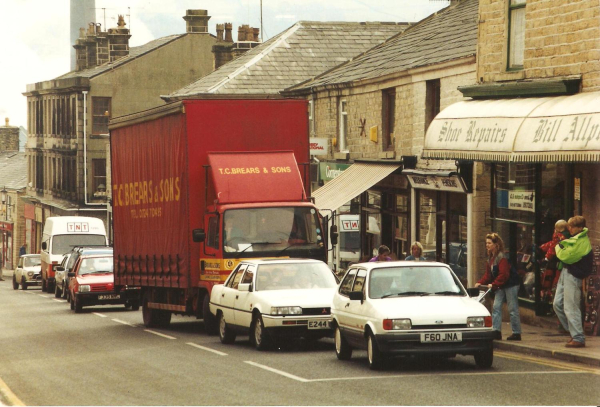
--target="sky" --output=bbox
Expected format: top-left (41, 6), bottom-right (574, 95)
top-left (0, 0), bottom-right (448, 130)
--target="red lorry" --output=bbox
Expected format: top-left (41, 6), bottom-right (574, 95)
top-left (109, 99), bottom-right (328, 331)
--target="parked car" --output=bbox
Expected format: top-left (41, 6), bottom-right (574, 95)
top-left (55, 245), bottom-right (112, 300)
top-left (13, 254), bottom-right (42, 290)
top-left (68, 253), bottom-right (140, 313)
top-left (209, 259), bottom-right (338, 350)
top-left (332, 261), bottom-right (495, 370)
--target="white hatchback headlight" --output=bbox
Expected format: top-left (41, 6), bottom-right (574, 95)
top-left (79, 285), bottom-right (91, 293)
top-left (271, 306), bottom-right (302, 315)
top-left (383, 319), bottom-right (412, 330)
top-left (27, 271), bottom-right (34, 277)
top-left (467, 316), bottom-right (490, 328)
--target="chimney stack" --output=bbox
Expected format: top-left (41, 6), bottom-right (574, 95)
top-left (0, 117), bottom-right (19, 152)
top-left (183, 9), bottom-right (210, 33)
top-left (216, 24), bottom-right (224, 41)
top-left (107, 15), bottom-right (131, 62)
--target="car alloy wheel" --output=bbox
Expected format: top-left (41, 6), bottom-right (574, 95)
top-left (218, 313), bottom-right (236, 344)
top-left (367, 333), bottom-right (384, 370)
top-left (252, 314), bottom-right (271, 351)
top-left (335, 326), bottom-right (352, 360)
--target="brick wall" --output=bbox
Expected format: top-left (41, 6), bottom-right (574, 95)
top-left (478, 0), bottom-right (600, 91)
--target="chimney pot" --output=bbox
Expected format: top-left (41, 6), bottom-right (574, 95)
top-left (216, 23), bottom-right (224, 41)
top-left (253, 27), bottom-right (260, 42)
top-left (5, 118), bottom-right (9, 126)
top-left (224, 22), bottom-right (233, 42)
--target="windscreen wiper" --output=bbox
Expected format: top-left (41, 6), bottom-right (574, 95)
top-left (239, 242), bottom-right (280, 253)
top-left (433, 291), bottom-right (464, 296)
top-left (381, 291), bottom-right (430, 298)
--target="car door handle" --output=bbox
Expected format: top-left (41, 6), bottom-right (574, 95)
top-left (236, 295), bottom-right (239, 299)
top-left (345, 303), bottom-right (350, 308)
top-left (221, 294), bottom-right (224, 297)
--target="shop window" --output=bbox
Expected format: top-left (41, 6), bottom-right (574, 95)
top-left (493, 163), bottom-right (535, 224)
top-left (425, 79), bottom-right (440, 132)
top-left (539, 163), bottom-right (570, 243)
top-left (367, 191), bottom-right (381, 210)
top-left (382, 88), bottom-right (395, 151)
top-left (92, 97), bottom-right (111, 135)
top-left (338, 99), bottom-right (348, 151)
top-left (418, 190), bottom-right (437, 261)
top-left (395, 194), bottom-right (409, 257)
top-left (508, 0), bottom-right (526, 70)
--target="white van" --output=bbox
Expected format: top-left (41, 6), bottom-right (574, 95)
top-left (40, 216), bottom-right (108, 292)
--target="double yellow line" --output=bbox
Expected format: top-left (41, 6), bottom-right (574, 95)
top-left (495, 350), bottom-right (600, 375)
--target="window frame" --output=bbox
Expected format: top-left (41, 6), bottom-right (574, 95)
top-left (92, 97), bottom-right (111, 135)
top-left (338, 99), bottom-right (348, 152)
top-left (339, 268), bottom-right (358, 297)
top-left (382, 88), bottom-right (396, 151)
top-left (507, 0), bottom-right (526, 71)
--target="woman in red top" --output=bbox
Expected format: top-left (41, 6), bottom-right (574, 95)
top-left (475, 233), bottom-right (522, 341)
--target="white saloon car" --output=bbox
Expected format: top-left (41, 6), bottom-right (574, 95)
top-left (210, 259), bottom-right (338, 350)
top-left (332, 261), bottom-right (495, 370)
top-left (12, 254), bottom-right (42, 290)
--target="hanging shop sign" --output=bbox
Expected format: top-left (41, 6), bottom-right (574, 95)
top-left (310, 138), bottom-right (329, 156)
top-left (318, 162), bottom-right (351, 183)
top-left (496, 189), bottom-right (535, 212)
top-left (406, 174), bottom-right (467, 193)
top-left (0, 221), bottom-right (13, 232)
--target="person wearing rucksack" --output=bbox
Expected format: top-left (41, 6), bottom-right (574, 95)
top-left (475, 232), bottom-right (522, 341)
top-left (554, 216), bottom-right (593, 348)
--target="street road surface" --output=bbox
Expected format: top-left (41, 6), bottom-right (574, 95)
top-left (1, 280), bottom-right (599, 406)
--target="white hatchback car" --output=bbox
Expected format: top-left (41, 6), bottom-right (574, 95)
top-left (210, 258), bottom-right (338, 350)
top-left (12, 254), bottom-right (42, 290)
top-left (332, 261), bottom-right (495, 370)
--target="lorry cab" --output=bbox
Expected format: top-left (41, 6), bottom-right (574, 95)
top-left (40, 216), bottom-right (108, 293)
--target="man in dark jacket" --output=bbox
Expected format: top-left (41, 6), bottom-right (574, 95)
top-left (554, 216), bottom-right (593, 348)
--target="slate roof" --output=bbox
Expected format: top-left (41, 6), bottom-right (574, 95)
top-left (165, 21), bottom-right (409, 99)
top-left (287, 0), bottom-right (478, 91)
top-left (0, 152), bottom-right (27, 190)
top-left (58, 34), bottom-right (186, 80)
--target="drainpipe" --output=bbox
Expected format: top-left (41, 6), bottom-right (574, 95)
top-left (82, 90), bottom-right (106, 209)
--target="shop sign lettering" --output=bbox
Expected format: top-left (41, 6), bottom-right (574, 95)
top-left (508, 191), bottom-right (535, 212)
top-left (406, 174), bottom-right (466, 192)
top-left (532, 116), bottom-right (600, 148)
top-left (436, 120), bottom-right (508, 147)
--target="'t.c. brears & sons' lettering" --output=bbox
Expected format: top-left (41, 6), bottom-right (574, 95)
top-left (216, 166), bottom-right (292, 174)
top-left (112, 176), bottom-right (181, 208)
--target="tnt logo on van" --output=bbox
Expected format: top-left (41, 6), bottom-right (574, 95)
top-left (67, 222), bottom-right (89, 232)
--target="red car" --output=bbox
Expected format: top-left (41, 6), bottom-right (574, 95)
top-left (68, 254), bottom-right (140, 313)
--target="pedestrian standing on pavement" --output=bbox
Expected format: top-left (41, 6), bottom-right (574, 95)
top-left (369, 245), bottom-right (392, 262)
top-left (554, 215), bottom-right (593, 348)
top-left (405, 241), bottom-right (425, 261)
top-left (19, 243), bottom-right (26, 257)
top-left (475, 232), bottom-right (522, 341)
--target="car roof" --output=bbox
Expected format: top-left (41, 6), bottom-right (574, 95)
top-left (79, 253), bottom-right (113, 259)
top-left (239, 258), bottom-right (327, 266)
top-left (350, 260), bottom-right (452, 271)
top-left (20, 254), bottom-right (40, 259)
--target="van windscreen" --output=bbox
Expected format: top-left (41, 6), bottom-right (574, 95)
top-left (52, 235), bottom-right (106, 255)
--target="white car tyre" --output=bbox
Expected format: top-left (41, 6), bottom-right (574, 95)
top-left (367, 332), bottom-right (385, 370)
top-left (334, 326), bottom-right (352, 360)
top-left (251, 314), bottom-right (271, 351)
top-left (218, 313), bottom-right (236, 344)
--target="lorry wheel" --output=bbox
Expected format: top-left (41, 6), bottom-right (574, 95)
top-left (203, 294), bottom-right (218, 335)
top-left (130, 300), bottom-right (140, 311)
top-left (41, 278), bottom-right (47, 292)
top-left (47, 281), bottom-right (54, 293)
top-left (21, 277), bottom-right (27, 290)
top-left (12, 275), bottom-right (18, 290)
top-left (70, 295), bottom-right (75, 310)
top-left (142, 293), bottom-right (171, 327)
top-left (218, 313), bottom-right (236, 344)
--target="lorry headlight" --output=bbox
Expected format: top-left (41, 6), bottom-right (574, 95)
top-left (271, 306), bottom-right (302, 315)
top-left (27, 271), bottom-right (34, 277)
top-left (79, 285), bottom-right (91, 293)
top-left (467, 316), bottom-right (492, 328)
top-left (383, 319), bottom-right (411, 330)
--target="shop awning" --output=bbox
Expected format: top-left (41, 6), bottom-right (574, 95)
top-left (312, 162), bottom-right (401, 212)
top-left (422, 91), bottom-right (600, 162)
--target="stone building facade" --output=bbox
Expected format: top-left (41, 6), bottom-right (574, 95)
top-left (422, 0), bottom-right (600, 323)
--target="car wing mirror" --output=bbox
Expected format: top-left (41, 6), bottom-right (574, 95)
top-left (467, 288), bottom-right (479, 298)
top-left (238, 283), bottom-right (251, 292)
top-left (192, 229), bottom-right (206, 243)
top-left (67, 272), bottom-right (75, 278)
top-left (55, 266), bottom-right (65, 272)
top-left (348, 291), bottom-right (363, 301)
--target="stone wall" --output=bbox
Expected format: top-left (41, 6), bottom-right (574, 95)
top-left (0, 124), bottom-right (19, 151)
top-left (478, 0), bottom-right (600, 90)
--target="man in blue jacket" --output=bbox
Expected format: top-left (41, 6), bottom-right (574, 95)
top-left (554, 216), bottom-right (593, 348)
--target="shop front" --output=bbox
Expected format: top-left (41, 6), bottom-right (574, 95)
top-left (0, 221), bottom-right (13, 269)
top-left (423, 92), bottom-right (600, 324)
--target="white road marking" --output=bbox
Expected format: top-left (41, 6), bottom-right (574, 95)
top-left (52, 299), bottom-right (63, 303)
top-left (112, 319), bottom-right (137, 327)
top-left (93, 313), bottom-right (107, 318)
top-left (244, 361), bottom-right (310, 382)
top-left (38, 294), bottom-right (51, 298)
top-left (24, 292), bottom-right (35, 295)
top-left (144, 329), bottom-right (177, 340)
top-left (186, 342), bottom-right (228, 356)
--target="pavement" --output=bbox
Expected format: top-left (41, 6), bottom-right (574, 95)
top-left (1, 267), bottom-right (599, 369)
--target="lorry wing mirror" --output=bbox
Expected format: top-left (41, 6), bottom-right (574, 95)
top-left (42, 242), bottom-right (47, 251)
top-left (192, 229), bottom-right (206, 243)
top-left (330, 225), bottom-right (339, 246)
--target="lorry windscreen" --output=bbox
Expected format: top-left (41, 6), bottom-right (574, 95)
top-left (223, 207), bottom-right (322, 254)
top-left (52, 235), bottom-right (107, 255)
